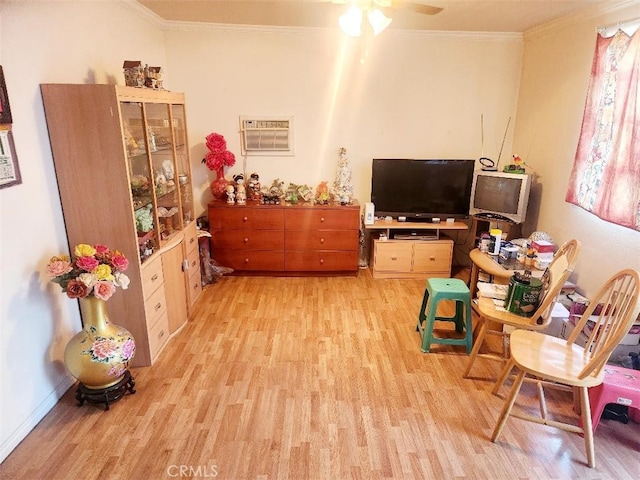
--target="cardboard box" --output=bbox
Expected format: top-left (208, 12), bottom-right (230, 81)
top-left (532, 240), bottom-right (555, 253)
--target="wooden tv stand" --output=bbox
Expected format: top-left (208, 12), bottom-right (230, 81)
top-left (364, 219), bottom-right (468, 279)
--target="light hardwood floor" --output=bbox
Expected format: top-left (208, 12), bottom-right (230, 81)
top-left (1, 269), bottom-right (638, 479)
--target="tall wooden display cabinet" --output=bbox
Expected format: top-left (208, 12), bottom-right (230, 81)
top-left (41, 84), bottom-right (201, 367)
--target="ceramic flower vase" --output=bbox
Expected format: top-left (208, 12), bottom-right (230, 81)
top-left (210, 167), bottom-right (229, 200)
top-left (64, 296), bottom-right (136, 389)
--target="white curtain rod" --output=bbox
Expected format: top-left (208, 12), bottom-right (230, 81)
top-left (596, 16), bottom-right (640, 36)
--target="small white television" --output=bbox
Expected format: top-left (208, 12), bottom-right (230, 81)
top-left (469, 171), bottom-right (531, 224)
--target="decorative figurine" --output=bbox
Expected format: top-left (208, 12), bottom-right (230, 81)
top-left (248, 172), bottom-right (262, 201)
top-left (333, 147), bottom-right (353, 205)
top-left (123, 60), bottom-right (144, 87)
top-left (226, 184), bottom-right (235, 204)
top-left (233, 173), bottom-right (246, 205)
top-left (285, 183), bottom-right (300, 204)
top-left (315, 181), bottom-right (331, 205)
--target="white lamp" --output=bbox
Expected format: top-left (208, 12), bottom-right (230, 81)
top-left (338, 6), bottom-right (363, 37)
top-left (367, 8), bottom-right (392, 36)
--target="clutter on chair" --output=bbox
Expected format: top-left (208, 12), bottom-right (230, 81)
top-left (463, 239), bottom-right (580, 379)
top-left (416, 277), bottom-right (473, 354)
top-left (490, 269), bottom-right (640, 468)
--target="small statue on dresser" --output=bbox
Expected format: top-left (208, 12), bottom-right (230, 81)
top-left (315, 181), bottom-right (331, 205)
top-left (226, 184), bottom-right (235, 204)
top-left (248, 172), bottom-right (262, 201)
top-left (233, 173), bottom-right (246, 205)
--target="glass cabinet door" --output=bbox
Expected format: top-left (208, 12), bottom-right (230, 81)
top-left (121, 101), bottom-right (158, 263)
top-left (171, 104), bottom-right (194, 227)
top-left (144, 103), bottom-right (181, 243)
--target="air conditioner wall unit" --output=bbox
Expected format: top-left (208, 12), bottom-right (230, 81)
top-left (240, 115), bottom-right (294, 156)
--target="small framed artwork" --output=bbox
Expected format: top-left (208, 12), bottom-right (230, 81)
top-left (0, 66), bottom-right (12, 124)
top-left (0, 127), bottom-right (22, 189)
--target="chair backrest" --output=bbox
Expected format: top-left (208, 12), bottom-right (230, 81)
top-left (528, 239), bottom-right (581, 326)
top-left (567, 269), bottom-right (640, 380)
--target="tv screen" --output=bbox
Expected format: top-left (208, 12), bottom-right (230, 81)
top-left (371, 159), bottom-right (475, 220)
top-left (469, 171), bottom-right (531, 224)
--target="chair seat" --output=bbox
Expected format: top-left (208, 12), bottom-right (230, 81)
top-left (509, 329), bottom-right (606, 388)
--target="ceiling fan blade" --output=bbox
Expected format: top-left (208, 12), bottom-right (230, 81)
top-left (391, 2), bottom-right (443, 16)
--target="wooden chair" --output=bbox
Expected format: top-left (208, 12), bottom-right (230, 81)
top-left (490, 269), bottom-right (640, 468)
top-left (463, 239), bottom-right (580, 379)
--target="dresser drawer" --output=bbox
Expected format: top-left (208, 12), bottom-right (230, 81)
top-left (187, 268), bottom-right (202, 305)
top-left (285, 250), bottom-right (358, 271)
top-left (214, 249), bottom-right (285, 271)
top-left (211, 229), bottom-right (284, 250)
top-left (184, 223), bottom-right (199, 255)
top-left (148, 312), bottom-right (169, 361)
top-left (286, 230), bottom-right (358, 251)
top-left (144, 283), bottom-right (167, 329)
top-left (373, 241), bottom-right (413, 272)
top-left (285, 208), bottom-right (358, 230)
top-left (141, 255), bottom-right (164, 299)
top-left (186, 240), bottom-right (200, 273)
top-left (209, 206), bottom-right (284, 230)
top-left (413, 241), bottom-right (453, 273)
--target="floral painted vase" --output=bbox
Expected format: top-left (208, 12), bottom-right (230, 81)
top-left (64, 296), bottom-right (136, 389)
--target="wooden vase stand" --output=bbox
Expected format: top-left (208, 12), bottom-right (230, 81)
top-left (75, 370), bottom-right (136, 410)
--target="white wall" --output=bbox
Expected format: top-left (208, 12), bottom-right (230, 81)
top-left (163, 26), bottom-right (523, 217)
top-left (0, 0), bottom-right (167, 462)
top-left (513, 2), bottom-right (640, 295)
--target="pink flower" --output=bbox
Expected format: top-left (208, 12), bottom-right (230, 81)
top-left (76, 256), bottom-right (99, 271)
top-left (111, 254), bottom-right (129, 272)
top-left (93, 281), bottom-right (116, 301)
top-left (90, 338), bottom-right (118, 361)
top-left (206, 133), bottom-right (227, 151)
top-left (95, 245), bottom-right (109, 255)
top-left (120, 338), bottom-right (136, 360)
top-left (47, 260), bottom-right (73, 278)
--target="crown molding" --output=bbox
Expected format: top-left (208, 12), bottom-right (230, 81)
top-left (117, 0), bottom-right (521, 42)
top-left (524, 0), bottom-right (640, 40)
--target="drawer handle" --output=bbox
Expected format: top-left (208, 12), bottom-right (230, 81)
top-left (391, 256), bottom-right (397, 260)
top-left (151, 274), bottom-right (158, 281)
top-left (155, 302), bottom-right (162, 311)
top-left (430, 256), bottom-right (436, 261)
top-left (158, 330), bottom-right (165, 339)
top-left (191, 260), bottom-right (196, 267)
top-left (320, 217), bottom-right (325, 222)
top-left (243, 216), bottom-right (248, 222)
top-left (190, 237), bottom-right (195, 244)
top-left (319, 258), bottom-right (324, 265)
top-left (244, 237), bottom-right (249, 243)
top-left (320, 238), bottom-right (325, 244)
top-left (244, 258), bottom-right (250, 264)
top-left (193, 283), bottom-right (199, 290)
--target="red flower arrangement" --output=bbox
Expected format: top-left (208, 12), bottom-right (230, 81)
top-left (202, 132), bottom-right (236, 173)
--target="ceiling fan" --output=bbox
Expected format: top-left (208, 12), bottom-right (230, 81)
top-left (330, 0), bottom-right (443, 37)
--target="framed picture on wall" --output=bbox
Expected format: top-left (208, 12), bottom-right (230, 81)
top-left (0, 66), bottom-right (12, 124)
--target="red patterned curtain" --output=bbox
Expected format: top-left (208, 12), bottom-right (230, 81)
top-left (565, 28), bottom-right (640, 231)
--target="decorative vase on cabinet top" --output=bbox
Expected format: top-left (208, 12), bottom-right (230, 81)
top-left (64, 297), bottom-right (136, 389)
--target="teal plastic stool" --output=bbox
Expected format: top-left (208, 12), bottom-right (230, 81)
top-left (416, 277), bottom-right (473, 354)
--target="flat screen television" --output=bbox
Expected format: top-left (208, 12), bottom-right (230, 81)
top-left (469, 171), bottom-right (531, 224)
top-left (370, 159), bottom-right (475, 220)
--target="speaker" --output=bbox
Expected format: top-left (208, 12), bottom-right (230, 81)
top-left (364, 202), bottom-right (375, 225)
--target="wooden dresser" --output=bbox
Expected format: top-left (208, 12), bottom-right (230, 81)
top-left (208, 201), bottom-right (360, 274)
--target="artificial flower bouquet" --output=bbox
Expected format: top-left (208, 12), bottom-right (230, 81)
top-left (202, 132), bottom-right (236, 172)
top-left (47, 244), bottom-right (130, 301)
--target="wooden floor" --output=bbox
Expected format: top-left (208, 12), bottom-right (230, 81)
top-left (1, 269), bottom-right (639, 479)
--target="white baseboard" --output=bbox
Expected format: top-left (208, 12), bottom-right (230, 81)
top-left (0, 374), bottom-right (75, 463)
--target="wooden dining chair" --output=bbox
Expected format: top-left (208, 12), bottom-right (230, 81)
top-left (463, 239), bottom-right (581, 379)
top-left (490, 269), bottom-right (640, 468)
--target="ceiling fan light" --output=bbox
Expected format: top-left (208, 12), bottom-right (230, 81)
top-left (339, 6), bottom-right (363, 37)
top-left (368, 8), bottom-right (392, 36)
